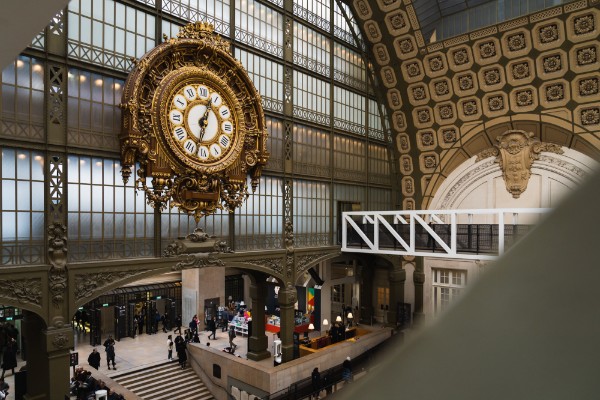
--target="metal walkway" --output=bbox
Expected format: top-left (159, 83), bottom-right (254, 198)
top-left (341, 208), bottom-right (550, 260)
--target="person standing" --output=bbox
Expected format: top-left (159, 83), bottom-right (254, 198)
top-left (138, 311), bottom-right (145, 335)
top-left (103, 335), bottom-right (116, 370)
top-left (87, 348), bottom-right (101, 370)
top-left (174, 335), bottom-right (187, 369)
top-left (189, 315), bottom-right (198, 335)
top-left (162, 312), bottom-right (169, 333)
top-left (228, 324), bottom-right (237, 351)
top-left (167, 335), bottom-right (174, 361)
top-left (208, 316), bottom-right (217, 340)
top-left (1, 338), bottom-right (17, 378)
top-left (311, 367), bottom-right (321, 399)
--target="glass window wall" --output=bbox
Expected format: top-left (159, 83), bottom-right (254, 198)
top-left (67, 0), bottom-right (156, 71)
top-left (162, 0), bottom-right (230, 36)
top-left (235, 0), bottom-right (283, 58)
top-left (67, 68), bottom-right (123, 151)
top-left (0, 148), bottom-right (45, 265)
top-left (0, 57), bottom-right (44, 142)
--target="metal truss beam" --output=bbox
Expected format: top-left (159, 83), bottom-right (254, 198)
top-left (341, 208), bottom-right (550, 260)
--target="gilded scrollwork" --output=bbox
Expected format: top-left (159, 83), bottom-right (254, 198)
top-left (120, 22), bottom-right (269, 222)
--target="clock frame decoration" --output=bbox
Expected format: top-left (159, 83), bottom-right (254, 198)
top-left (120, 22), bottom-right (269, 221)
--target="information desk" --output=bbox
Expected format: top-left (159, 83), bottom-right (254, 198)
top-left (265, 315), bottom-right (311, 333)
top-left (299, 327), bottom-right (358, 357)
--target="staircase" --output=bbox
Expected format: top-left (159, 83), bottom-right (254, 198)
top-left (110, 361), bottom-right (215, 400)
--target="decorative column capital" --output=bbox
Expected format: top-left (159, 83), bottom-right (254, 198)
top-left (278, 285), bottom-right (297, 307)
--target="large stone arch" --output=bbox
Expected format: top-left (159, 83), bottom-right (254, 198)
top-left (422, 116), bottom-right (600, 209)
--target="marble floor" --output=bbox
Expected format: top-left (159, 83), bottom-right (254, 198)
top-left (4, 323), bottom-right (375, 399)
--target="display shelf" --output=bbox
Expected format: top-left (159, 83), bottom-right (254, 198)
top-left (229, 316), bottom-right (248, 336)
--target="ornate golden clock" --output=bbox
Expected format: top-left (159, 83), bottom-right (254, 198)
top-left (120, 22), bottom-right (269, 221)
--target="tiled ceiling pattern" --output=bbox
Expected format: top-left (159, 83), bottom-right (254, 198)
top-left (349, 0), bottom-right (600, 209)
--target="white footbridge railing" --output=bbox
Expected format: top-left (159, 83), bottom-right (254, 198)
top-left (341, 208), bottom-right (550, 260)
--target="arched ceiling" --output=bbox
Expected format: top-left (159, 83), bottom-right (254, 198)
top-left (345, 0), bottom-right (600, 209)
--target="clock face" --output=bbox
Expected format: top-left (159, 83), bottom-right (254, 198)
top-left (167, 83), bottom-right (236, 164)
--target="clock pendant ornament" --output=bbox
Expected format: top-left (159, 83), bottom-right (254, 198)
top-left (120, 22), bottom-right (269, 221)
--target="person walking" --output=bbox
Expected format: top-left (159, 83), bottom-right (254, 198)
top-left (174, 314), bottom-right (182, 334)
top-left (1, 338), bottom-right (17, 378)
top-left (103, 335), bottom-right (116, 370)
top-left (228, 324), bottom-right (237, 351)
top-left (208, 316), bottom-right (217, 340)
top-left (311, 367), bottom-right (321, 399)
top-left (342, 356), bottom-right (353, 384)
top-left (87, 348), bottom-right (101, 370)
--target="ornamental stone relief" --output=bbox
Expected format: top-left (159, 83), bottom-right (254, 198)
top-left (399, 38), bottom-right (414, 54)
top-left (386, 10), bottom-right (410, 35)
top-left (478, 41), bottom-right (497, 59)
top-left (573, 14), bottom-right (595, 35)
top-left (3, 278), bottom-right (42, 306)
top-left (364, 20), bottom-right (382, 43)
top-left (462, 100), bottom-right (478, 116)
top-left (440, 127), bottom-right (458, 145)
top-left (452, 48), bottom-right (469, 65)
top-left (507, 33), bottom-right (527, 51)
top-left (576, 46), bottom-right (597, 66)
top-left (448, 46), bottom-right (473, 71)
top-left (402, 176), bottom-right (415, 196)
top-left (515, 89), bottom-right (534, 106)
top-left (546, 83), bottom-right (565, 101)
top-left (387, 89), bottom-right (403, 109)
top-left (438, 104), bottom-right (454, 120)
top-left (579, 77), bottom-right (599, 96)
top-left (417, 130), bottom-right (436, 149)
top-left (512, 62), bottom-right (531, 79)
top-left (381, 66), bottom-right (398, 87)
top-left (403, 198), bottom-right (415, 211)
top-left (397, 133), bottom-right (411, 153)
top-left (376, 0), bottom-right (401, 12)
top-left (580, 107), bottom-right (600, 125)
top-left (483, 68), bottom-right (502, 86)
top-left (484, 130), bottom-right (564, 198)
top-left (457, 73), bottom-right (475, 91)
top-left (434, 80), bottom-right (450, 96)
top-left (405, 62), bottom-right (421, 77)
top-left (373, 43), bottom-right (390, 65)
top-left (427, 55), bottom-right (445, 72)
top-left (488, 95), bottom-right (505, 111)
top-left (400, 155), bottom-right (413, 175)
top-left (416, 108), bottom-right (432, 124)
top-left (539, 23), bottom-right (560, 43)
top-left (542, 54), bottom-right (562, 73)
top-left (354, 0), bottom-right (372, 19)
top-left (392, 110), bottom-right (407, 130)
top-left (420, 153), bottom-right (439, 172)
top-left (412, 85), bottom-right (427, 101)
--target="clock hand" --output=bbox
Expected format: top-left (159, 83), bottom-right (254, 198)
top-left (197, 99), bottom-right (212, 142)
